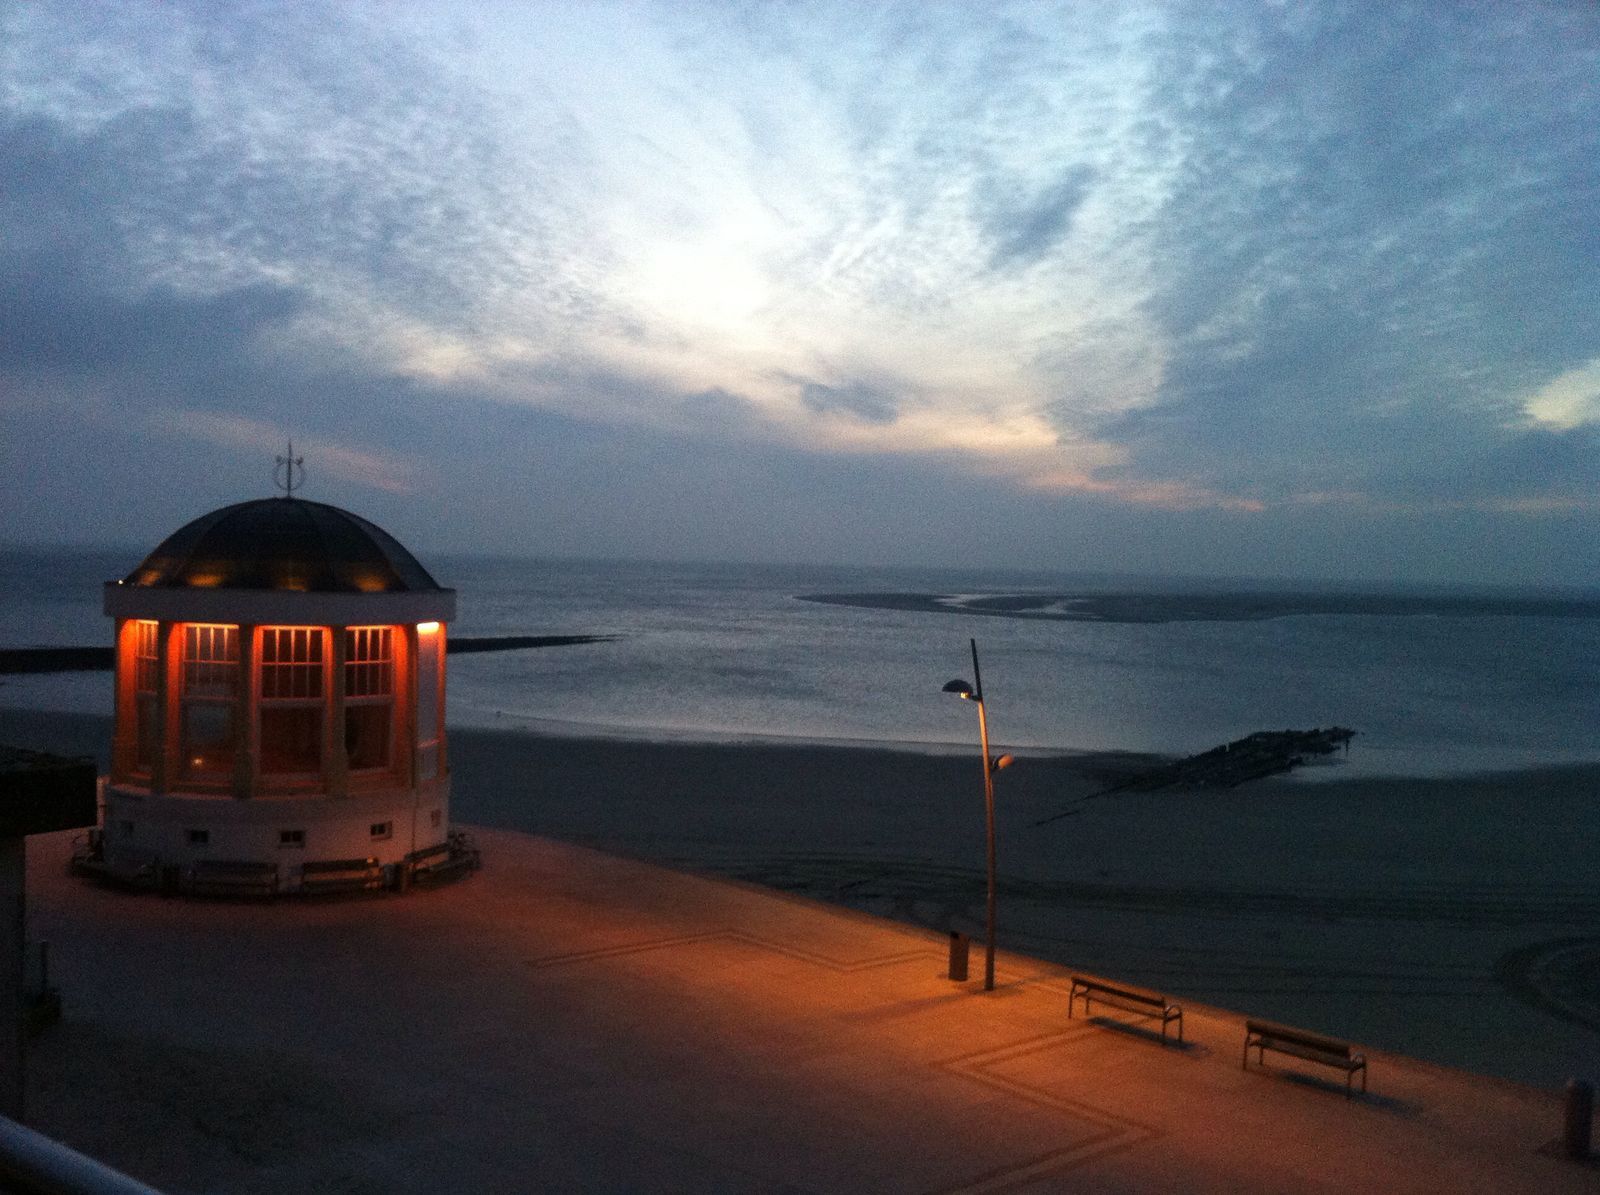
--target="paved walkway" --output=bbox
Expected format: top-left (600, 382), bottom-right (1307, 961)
top-left (21, 827), bottom-right (1597, 1193)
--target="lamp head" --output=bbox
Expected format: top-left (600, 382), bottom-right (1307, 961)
top-left (942, 678), bottom-right (975, 699)
top-left (993, 754), bottom-right (1015, 771)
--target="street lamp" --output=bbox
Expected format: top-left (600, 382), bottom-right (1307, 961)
top-left (942, 637), bottom-right (1013, 992)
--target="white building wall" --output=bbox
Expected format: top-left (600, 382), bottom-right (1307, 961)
top-left (101, 779), bottom-right (451, 890)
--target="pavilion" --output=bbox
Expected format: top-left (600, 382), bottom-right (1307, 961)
top-left (78, 495), bottom-right (476, 896)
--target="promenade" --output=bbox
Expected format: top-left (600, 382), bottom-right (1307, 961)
top-left (22, 826), bottom-right (1596, 1193)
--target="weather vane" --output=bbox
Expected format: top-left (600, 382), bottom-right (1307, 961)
top-left (274, 440), bottom-right (304, 497)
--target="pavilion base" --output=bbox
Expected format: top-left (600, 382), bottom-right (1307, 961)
top-left (70, 827), bottom-right (481, 900)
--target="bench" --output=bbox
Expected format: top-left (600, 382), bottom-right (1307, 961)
top-left (184, 859), bottom-right (279, 898)
top-left (1068, 975), bottom-right (1184, 1043)
top-left (300, 856), bottom-right (384, 894)
top-left (406, 842), bottom-right (451, 869)
top-left (1243, 1019), bottom-right (1367, 1096)
top-left (409, 833), bottom-right (481, 885)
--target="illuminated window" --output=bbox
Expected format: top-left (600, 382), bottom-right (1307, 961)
top-left (261, 627), bottom-right (324, 700)
top-left (180, 624), bottom-right (238, 780)
top-left (343, 627), bottom-right (393, 771)
top-left (260, 628), bottom-right (324, 775)
top-left (133, 620), bottom-right (159, 770)
top-left (134, 620), bottom-right (160, 688)
top-left (416, 622), bottom-right (441, 781)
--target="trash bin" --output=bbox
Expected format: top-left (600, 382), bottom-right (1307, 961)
top-left (948, 931), bottom-right (970, 982)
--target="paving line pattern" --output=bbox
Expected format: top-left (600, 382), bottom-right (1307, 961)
top-left (525, 926), bottom-right (1160, 1194)
top-left (930, 1028), bottom-right (1161, 1195)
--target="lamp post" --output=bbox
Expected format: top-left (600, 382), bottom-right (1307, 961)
top-left (943, 638), bottom-right (1012, 992)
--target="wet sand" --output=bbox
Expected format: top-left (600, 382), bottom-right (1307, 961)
top-left (4, 705), bottom-right (1598, 1087)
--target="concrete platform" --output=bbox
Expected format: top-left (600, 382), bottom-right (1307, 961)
top-left (21, 826), bottom-right (1597, 1193)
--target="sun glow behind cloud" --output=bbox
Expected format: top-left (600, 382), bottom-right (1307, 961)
top-left (1524, 358), bottom-right (1600, 431)
top-left (315, 1), bottom-right (1178, 465)
top-left (0, 5), bottom-right (1311, 472)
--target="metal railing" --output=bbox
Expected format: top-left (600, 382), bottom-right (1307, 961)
top-left (0, 1116), bottom-right (165, 1195)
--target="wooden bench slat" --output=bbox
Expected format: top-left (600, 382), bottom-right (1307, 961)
top-left (1243, 1019), bottom-right (1367, 1096)
top-left (1068, 976), bottom-right (1183, 1043)
top-left (1245, 1019), bottom-right (1350, 1056)
top-left (300, 857), bottom-right (385, 893)
top-left (184, 860), bottom-right (279, 897)
top-left (302, 857), bottom-right (380, 876)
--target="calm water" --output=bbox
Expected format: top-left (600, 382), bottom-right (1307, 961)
top-left (3, 547), bottom-right (1597, 777)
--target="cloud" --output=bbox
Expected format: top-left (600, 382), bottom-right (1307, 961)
top-left (1, 1), bottom-right (1597, 582)
top-left (1024, 465), bottom-right (1267, 513)
top-left (979, 166), bottom-right (1096, 271)
top-left (1, 4), bottom-right (620, 345)
top-left (0, 107), bottom-right (435, 509)
top-left (151, 410), bottom-right (420, 495)
top-left (1059, 2), bottom-right (1600, 512)
top-left (1523, 357), bottom-right (1600, 430)
top-left (797, 379), bottom-right (901, 425)
top-left (1437, 424), bottom-right (1600, 512)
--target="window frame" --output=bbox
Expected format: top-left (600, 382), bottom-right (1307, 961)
top-left (343, 626), bottom-right (395, 776)
top-left (178, 623), bottom-right (239, 783)
top-left (131, 619), bottom-right (160, 774)
top-left (258, 626), bottom-right (328, 782)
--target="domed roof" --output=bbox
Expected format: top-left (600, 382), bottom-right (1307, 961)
top-left (124, 498), bottom-right (444, 594)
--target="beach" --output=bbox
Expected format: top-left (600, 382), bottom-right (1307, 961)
top-left (5, 705), bottom-right (1598, 1091)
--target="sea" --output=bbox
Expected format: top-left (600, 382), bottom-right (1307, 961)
top-left (3, 547), bottom-right (1598, 779)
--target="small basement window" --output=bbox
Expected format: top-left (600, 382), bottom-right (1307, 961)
top-left (187, 829), bottom-right (209, 845)
top-left (279, 829), bottom-right (305, 848)
top-left (370, 821), bottom-right (393, 840)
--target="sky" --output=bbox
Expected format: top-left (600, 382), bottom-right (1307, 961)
top-left (2, 1), bottom-right (1598, 585)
